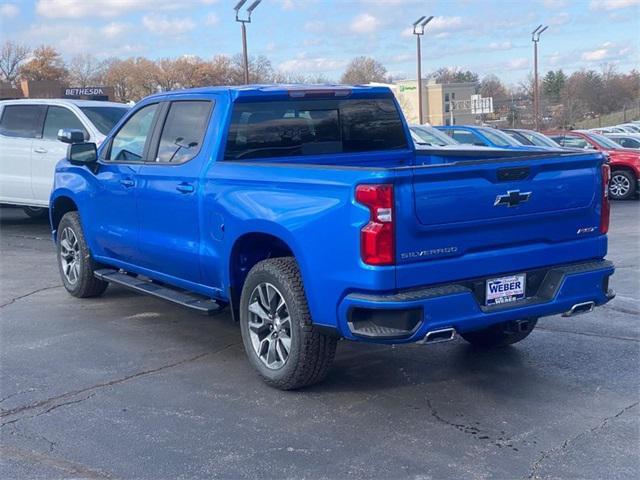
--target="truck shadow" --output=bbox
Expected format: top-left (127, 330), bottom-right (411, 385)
top-left (313, 340), bottom-right (536, 395)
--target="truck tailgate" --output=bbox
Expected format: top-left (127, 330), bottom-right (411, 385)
top-left (395, 152), bottom-right (606, 289)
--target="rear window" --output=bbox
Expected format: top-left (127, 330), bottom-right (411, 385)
top-left (0, 105), bottom-right (47, 138)
top-left (80, 106), bottom-right (129, 135)
top-left (224, 98), bottom-right (407, 160)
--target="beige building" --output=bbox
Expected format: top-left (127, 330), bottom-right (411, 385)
top-left (392, 79), bottom-right (477, 126)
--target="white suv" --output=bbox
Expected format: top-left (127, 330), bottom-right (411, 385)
top-left (0, 99), bottom-right (129, 218)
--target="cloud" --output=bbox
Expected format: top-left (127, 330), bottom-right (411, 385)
top-left (590, 0), bottom-right (640, 9)
top-left (35, 0), bottom-right (214, 18)
top-left (0, 2), bottom-right (19, 17)
top-left (582, 48), bottom-right (609, 61)
top-left (350, 13), bottom-right (379, 34)
top-left (429, 16), bottom-right (465, 32)
top-left (401, 16), bottom-right (465, 38)
top-left (279, 55), bottom-right (347, 73)
top-left (142, 14), bottom-right (195, 35)
top-left (101, 22), bottom-right (131, 39)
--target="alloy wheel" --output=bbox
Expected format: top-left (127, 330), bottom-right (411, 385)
top-left (59, 227), bottom-right (81, 285)
top-left (610, 174), bottom-right (631, 198)
top-left (247, 282), bottom-right (292, 370)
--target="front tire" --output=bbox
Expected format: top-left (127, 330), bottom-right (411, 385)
top-left (609, 170), bottom-right (636, 200)
top-left (239, 257), bottom-right (337, 390)
top-left (460, 319), bottom-right (537, 348)
top-left (23, 206), bottom-right (48, 219)
top-left (56, 212), bottom-right (108, 298)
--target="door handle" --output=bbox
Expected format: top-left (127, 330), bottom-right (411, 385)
top-left (176, 183), bottom-right (194, 194)
top-left (120, 178), bottom-right (135, 188)
top-left (33, 147), bottom-right (47, 154)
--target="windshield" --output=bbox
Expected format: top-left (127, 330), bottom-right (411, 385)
top-left (586, 132), bottom-right (623, 149)
top-left (80, 106), bottom-right (129, 135)
top-left (479, 127), bottom-right (521, 147)
top-left (522, 130), bottom-right (561, 148)
top-left (410, 125), bottom-right (457, 146)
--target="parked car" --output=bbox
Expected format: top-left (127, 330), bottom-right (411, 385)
top-left (616, 124), bottom-right (640, 133)
top-left (591, 127), bottom-right (625, 134)
top-left (501, 128), bottom-right (564, 149)
top-left (546, 130), bottom-right (640, 200)
top-left (0, 99), bottom-right (129, 218)
top-left (436, 125), bottom-right (553, 151)
top-left (410, 124), bottom-right (460, 146)
top-left (50, 85), bottom-right (615, 389)
top-left (605, 133), bottom-right (640, 150)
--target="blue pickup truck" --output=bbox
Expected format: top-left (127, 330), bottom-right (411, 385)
top-left (50, 85), bottom-right (615, 390)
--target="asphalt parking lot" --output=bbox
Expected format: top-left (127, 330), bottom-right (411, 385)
top-left (0, 202), bottom-right (638, 480)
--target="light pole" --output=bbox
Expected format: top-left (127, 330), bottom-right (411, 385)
top-left (531, 24), bottom-right (548, 131)
top-left (234, 0), bottom-right (262, 85)
top-left (413, 15), bottom-right (433, 124)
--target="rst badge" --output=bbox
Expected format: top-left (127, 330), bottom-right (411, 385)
top-left (486, 274), bottom-right (526, 306)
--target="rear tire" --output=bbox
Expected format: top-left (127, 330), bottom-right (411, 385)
top-left (23, 206), bottom-right (48, 219)
top-left (56, 212), bottom-right (108, 298)
top-left (460, 319), bottom-right (537, 348)
top-left (609, 170), bottom-right (635, 200)
top-left (239, 257), bottom-right (337, 390)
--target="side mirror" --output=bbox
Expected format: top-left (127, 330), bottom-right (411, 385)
top-left (67, 142), bottom-right (98, 166)
top-left (58, 129), bottom-right (86, 144)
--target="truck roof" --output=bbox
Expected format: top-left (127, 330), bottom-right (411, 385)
top-left (147, 84), bottom-right (394, 101)
top-left (0, 98), bottom-right (128, 108)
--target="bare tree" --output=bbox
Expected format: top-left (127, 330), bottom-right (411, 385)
top-left (340, 56), bottom-right (387, 84)
top-left (67, 54), bottom-right (106, 87)
top-left (0, 41), bottom-right (30, 86)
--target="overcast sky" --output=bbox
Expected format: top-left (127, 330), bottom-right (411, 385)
top-left (1, 0), bottom-right (638, 85)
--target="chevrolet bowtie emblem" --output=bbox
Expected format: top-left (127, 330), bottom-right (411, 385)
top-left (494, 190), bottom-right (532, 207)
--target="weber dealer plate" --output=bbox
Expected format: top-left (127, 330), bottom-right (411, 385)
top-left (486, 274), bottom-right (526, 306)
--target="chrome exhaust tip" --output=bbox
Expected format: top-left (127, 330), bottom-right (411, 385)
top-left (562, 301), bottom-right (595, 317)
top-left (420, 327), bottom-right (456, 344)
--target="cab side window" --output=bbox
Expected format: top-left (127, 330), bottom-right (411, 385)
top-left (108, 104), bottom-right (158, 162)
top-left (155, 101), bottom-right (212, 163)
top-left (43, 106), bottom-right (88, 141)
top-left (0, 105), bottom-right (47, 138)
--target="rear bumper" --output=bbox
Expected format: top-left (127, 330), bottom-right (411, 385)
top-left (338, 260), bottom-right (615, 343)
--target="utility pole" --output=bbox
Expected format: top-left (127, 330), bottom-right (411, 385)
top-left (531, 24), bottom-right (548, 131)
top-left (234, 0), bottom-right (262, 85)
top-left (412, 16), bottom-right (433, 124)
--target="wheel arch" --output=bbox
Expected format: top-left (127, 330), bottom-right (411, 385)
top-left (227, 231), bottom-right (297, 322)
top-left (50, 195), bottom-right (79, 238)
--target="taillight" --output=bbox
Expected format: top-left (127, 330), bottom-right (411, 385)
top-left (601, 163), bottom-right (610, 234)
top-left (355, 184), bottom-right (394, 265)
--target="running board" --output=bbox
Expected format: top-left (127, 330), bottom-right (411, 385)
top-left (94, 269), bottom-right (223, 315)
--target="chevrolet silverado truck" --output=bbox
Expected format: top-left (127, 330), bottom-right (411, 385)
top-left (49, 85), bottom-right (615, 390)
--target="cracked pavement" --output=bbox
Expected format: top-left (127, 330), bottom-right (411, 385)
top-left (1, 203), bottom-right (638, 479)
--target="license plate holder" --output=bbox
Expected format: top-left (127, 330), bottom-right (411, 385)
top-left (485, 274), bottom-right (526, 306)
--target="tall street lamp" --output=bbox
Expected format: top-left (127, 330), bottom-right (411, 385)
top-left (413, 15), bottom-right (433, 124)
top-left (531, 24), bottom-right (548, 131)
top-left (234, 0), bottom-right (262, 85)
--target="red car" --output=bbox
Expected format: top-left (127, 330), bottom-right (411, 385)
top-left (545, 130), bottom-right (640, 200)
